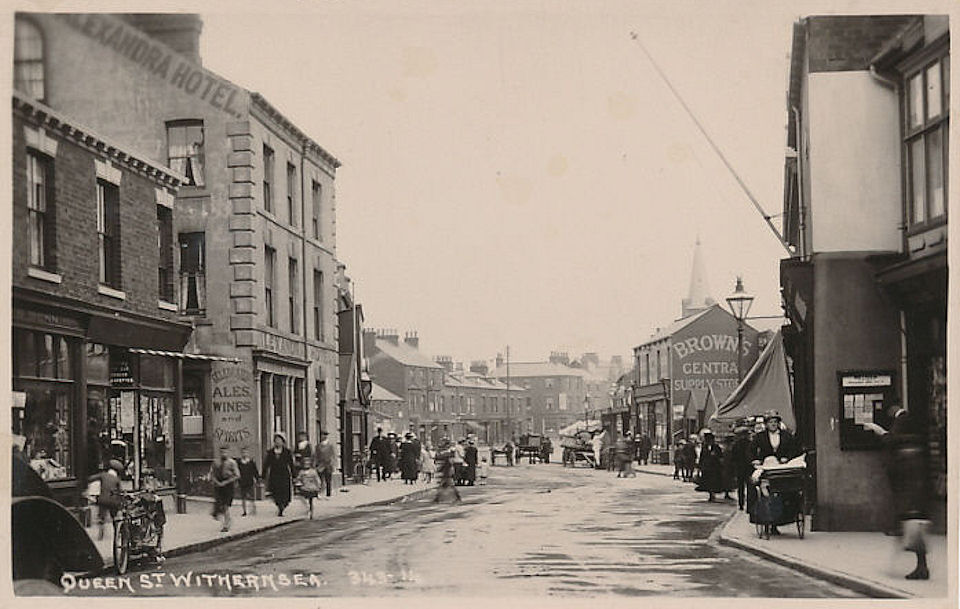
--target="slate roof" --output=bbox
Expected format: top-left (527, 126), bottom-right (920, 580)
top-left (370, 383), bottom-right (404, 402)
top-left (488, 361), bottom-right (585, 378)
top-left (374, 338), bottom-right (443, 369)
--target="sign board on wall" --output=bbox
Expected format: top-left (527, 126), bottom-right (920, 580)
top-left (210, 362), bottom-right (256, 453)
top-left (838, 370), bottom-right (895, 451)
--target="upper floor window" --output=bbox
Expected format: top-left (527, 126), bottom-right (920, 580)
top-left (263, 145), bottom-right (275, 213)
top-left (311, 180), bottom-right (322, 240)
top-left (166, 120), bottom-right (205, 187)
top-left (14, 18), bottom-right (44, 101)
top-left (157, 206), bottom-right (174, 302)
top-left (179, 232), bottom-right (205, 315)
top-left (26, 151), bottom-right (55, 271)
top-left (96, 180), bottom-right (121, 288)
top-left (287, 163), bottom-right (298, 227)
top-left (264, 246), bottom-right (276, 327)
top-left (904, 51), bottom-right (949, 228)
top-left (288, 256), bottom-right (299, 334)
top-left (313, 269), bottom-right (324, 341)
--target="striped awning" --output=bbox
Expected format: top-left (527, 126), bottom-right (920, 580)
top-left (127, 348), bottom-right (242, 363)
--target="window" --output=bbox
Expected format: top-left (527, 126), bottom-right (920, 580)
top-left (263, 145), bottom-right (274, 212)
top-left (287, 163), bottom-right (297, 226)
top-left (157, 206), bottom-right (174, 302)
top-left (904, 51), bottom-right (949, 227)
top-left (264, 246), bottom-right (276, 327)
top-left (288, 257), bottom-right (299, 334)
top-left (14, 18), bottom-right (44, 101)
top-left (97, 180), bottom-right (120, 288)
top-left (311, 180), bottom-right (322, 240)
top-left (313, 270), bottom-right (324, 341)
top-left (182, 372), bottom-right (204, 435)
top-left (178, 232), bottom-right (205, 314)
top-left (166, 120), bottom-right (205, 187)
top-left (26, 151), bottom-right (55, 270)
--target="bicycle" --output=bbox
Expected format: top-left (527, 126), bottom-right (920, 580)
top-left (113, 489), bottom-right (165, 574)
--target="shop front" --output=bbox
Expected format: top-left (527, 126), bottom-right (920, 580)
top-left (12, 294), bottom-right (191, 509)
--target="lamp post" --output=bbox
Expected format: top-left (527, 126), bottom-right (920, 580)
top-left (725, 276), bottom-right (755, 383)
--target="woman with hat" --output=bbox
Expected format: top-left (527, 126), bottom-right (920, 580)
top-left (749, 410), bottom-right (800, 465)
top-left (695, 429), bottom-right (724, 502)
top-left (263, 432), bottom-right (294, 516)
top-left (399, 432), bottom-right (420, 485)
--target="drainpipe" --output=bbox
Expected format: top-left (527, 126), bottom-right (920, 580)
top-left (791, 105), bottom-right (806, 260)
top-left (300, 142), bottom-right (311, 441)
top-left (900, 312), bottom-right (909, 411)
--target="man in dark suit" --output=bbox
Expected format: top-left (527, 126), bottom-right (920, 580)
top-left (866, 403), bottom-right (929, 580)
top-left (369, 428), bottom-right (387, 482)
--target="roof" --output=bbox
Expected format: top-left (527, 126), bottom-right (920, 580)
top-left (250, 93), bottom-right (341, 169)
top-left (370, 383), bottom-right (403, 402)
top-left (373, 338), bottom-right (443, 369)
top-left (639, 306), bottom-right (715, 346)
top-left (489, 361), bottom-right (585, 378)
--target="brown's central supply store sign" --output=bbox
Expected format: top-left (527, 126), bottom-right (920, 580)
top-left (59, 14), bottom-right (244, 118)
top-left (671, 308), bottom-right (759, 405)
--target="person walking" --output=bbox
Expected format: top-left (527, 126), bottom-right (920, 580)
top-left (504, 439), bottom-right (515, 466)
top-left (730, 424), bottom-right (752, 511)
top-left (210, 446), bottom-right (240, 532)
top-left (637, 434), bottom-right (652, 466)
top-left (399, 433), bottom-right (420, 485)
top-left (673, 440), bottom-right (686, 480)
top-left (433, 440), bottom-right (462, 504)
top-left (420, 443), bottom-right (436, 483)
top-left (683, 434), bottom-right (699, 482)
top-left (865, 403), bottom-right (931, 580)
top-left (315, 431), bottom-right (337, 497)
top-left (293, 431), bottom-right (312, 474)
top-left (695, 429), bottom-right (724, 502)
top-left (623, 432), bottom-right (637, 477)
top-left (369, 428), bottom-right (387, 481)
top-left (263, 433), bottom-right (294, 516)
top-left (89, 459), bottom-right (123, 541)
top-left (452, 439), bottom-right (466, 485)
top-left (384, 433), bottom-right (399, 479)
top-left (295, 456), bottom-right (322, 519)
top-left (237, 447), bottom-right (260, 516)
top-left (464, 439), bottom-right (479, 486)
top-left (478, 457), bottom-right (490, 485)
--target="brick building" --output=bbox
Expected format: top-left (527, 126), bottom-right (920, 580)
top-left (779, 15), bottom-right (948, 531)
top-left (12, 13), bottom-right (343, 491)
top-left (436, 360), bottom-right (525, 445)
top-left (11, 92), bottom-right (203, 508)
top-left (489, 355), bottom-right (587, 436)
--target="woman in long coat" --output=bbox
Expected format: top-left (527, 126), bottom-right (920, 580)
top-left (399, 433), bottom-right (420, 484)
top-left (696, 429), bottom-right (724, 502)
top-left (263, 433), bottom-right (294, 516)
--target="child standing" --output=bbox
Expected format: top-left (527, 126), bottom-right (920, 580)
top-left (295, 456), bottom-right (322, 519)
top-left (238, 447), bottom-right (260, 516)
top-left (420, 444), bottom-right (436, 483)
top-left (89, 459), bottom-right (124, 540)
top-left (478, 457), bottom-right (490, 486)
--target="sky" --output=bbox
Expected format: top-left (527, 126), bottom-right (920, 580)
top-left (199, 1), bottom-right (807, 365)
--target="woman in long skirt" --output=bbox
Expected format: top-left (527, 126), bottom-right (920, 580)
top-left (263, 433), bottom-right (294, 516)
top-left (399, 433), bottom-right (420, 484)
top-left (695, 429), bottom-right (724, 502)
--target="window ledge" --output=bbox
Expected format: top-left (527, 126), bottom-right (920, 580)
top-left (27, 267), bottom-right (62, 284)
top-left (158, 300), bottom-right (179, 312)
top-left (98, 285), bottom-right (126, 300)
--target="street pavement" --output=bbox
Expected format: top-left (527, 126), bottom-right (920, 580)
top-left (66, 462), bottom-right (864, 598)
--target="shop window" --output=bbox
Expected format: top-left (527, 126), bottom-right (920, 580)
top-left (315, 379), bottom-right (326, 437)
top-left (311, 180), bottom-right (322, 240)
top-left (182, 371), bottom-right (205, 436)
top-left (264, 246), bottom-right (276, 327)
top-left (904, 51), bottom-right (949, 228)
top-left (14, 329), bottom-right (73, 380)
top-left (294, 378), bottom-right (305, 436)
top-left (157, 205), bottom-right (174, 302)
top-left (26, 150), bottom-right (55, 271)
top-left (14, 17), bottom-right (44, 101)
top-left (273, 374), bottom-right (287, 434)
top-left (287, 162), bottom-right (297, 226)
top-left (179, 232), bottom-right (205, 315)
top-left (288, 256), bottom-right (299, 334)
top-left (263, 144), bottom-right (274, 213)
top-left (166, 120), bottom-right (205, 187)
top-left (16, 384), bottom-right (72, 480)
top-left (85, 342), bottom-right (110, 385)
top-left (97, 180), bottom-right (121, 289)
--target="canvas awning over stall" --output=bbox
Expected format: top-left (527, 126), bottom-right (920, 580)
top-left (711, 330), bottom-right (795, 430)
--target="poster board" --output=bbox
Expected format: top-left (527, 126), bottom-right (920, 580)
top-left (837, 370), bottom-right (895, 450)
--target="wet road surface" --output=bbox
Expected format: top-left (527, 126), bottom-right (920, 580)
top-left (68, 464), bottom-right (862, 597)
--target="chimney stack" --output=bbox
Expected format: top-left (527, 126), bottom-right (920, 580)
top-left (362, 329), bottom-right (377, 355)
top-left (549, 351), bottom-right (570, 366)
top-left (121, 14), bottom-right (204, 65)
top-left (496, 353), bottom-right (504, 369)
top-left (469, 360), bottom-right (489, 376)
top-left (435, 355), bottom-right (453, 372)
top-left (379, 328), bottom-right (399, 346)
top-left (403, 331), bottom-right (419, 349)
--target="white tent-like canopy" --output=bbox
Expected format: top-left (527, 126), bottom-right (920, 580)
top-left (558, 420), bottom-right (602, 437)
top-left (711, 330), bottom-right (796, 430)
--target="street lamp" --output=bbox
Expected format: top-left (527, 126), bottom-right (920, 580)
top-left (725, 276), bottom-right (755, 383)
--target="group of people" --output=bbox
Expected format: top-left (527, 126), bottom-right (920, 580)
top-left (368, 428), bottom-right (490, 487)
top-left (209, 430), bottom-right (338, 532)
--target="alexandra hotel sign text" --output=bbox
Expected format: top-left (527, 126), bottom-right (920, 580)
top-left (59, 14), bottom-right (244, 118)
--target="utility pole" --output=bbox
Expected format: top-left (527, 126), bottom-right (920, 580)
top-left (506, 345), bottom-right (511, 438)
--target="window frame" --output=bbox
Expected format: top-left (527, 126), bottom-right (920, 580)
top-left (264, 245), bottom-right (276, 327)
top-left (900, 42), bottom-right (950, 235)
top-left (178, 232), bottom-right (206, 315)
top-left (25, 149), bottom-right (55, 271)
top-left (288, 256), bottom-right (299, 334)
top-left (263, 145), bottom-right (275, 213)
top-left (157, 205), bottom-right (174, 303)
top-left (286, 162), bottom-right (298, 227)
top-left (165, 120), bottom-right (205, 188)
top-left (311, 180), bottom-right (322, 240)
top-left (313, 269), bottom-right (324, 341)
top-left (96, 179), bottom-right (121, 289)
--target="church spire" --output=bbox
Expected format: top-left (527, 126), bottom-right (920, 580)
top-left (681, 236), bottom-right (716, 318)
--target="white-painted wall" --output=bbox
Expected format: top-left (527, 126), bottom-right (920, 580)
top-left (807, 71), bottom-right (902, 253)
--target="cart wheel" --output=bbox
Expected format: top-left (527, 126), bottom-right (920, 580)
top-left (113, 521), bottom-right (130, 575)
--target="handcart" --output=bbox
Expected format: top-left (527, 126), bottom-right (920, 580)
top-left (560, 431), bottom-right (596, 468)
top-left (751, 463), bottom-right (806, 540)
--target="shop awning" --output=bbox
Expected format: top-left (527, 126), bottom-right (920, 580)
top-left (127, 348), bottom-right (242, 363)
top-left (711, 330), bottom-right (795, 430)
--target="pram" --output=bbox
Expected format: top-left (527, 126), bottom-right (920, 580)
top-left (750, 455), bottom-right (806, 540)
